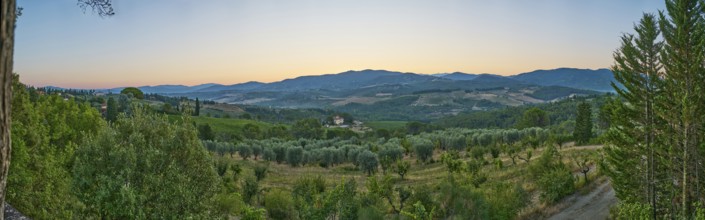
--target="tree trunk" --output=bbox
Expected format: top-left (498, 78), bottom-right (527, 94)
top-left (0, 1), bottom-right (16, 219)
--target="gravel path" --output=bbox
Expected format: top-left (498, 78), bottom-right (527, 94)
top-left (4, 203), bottom-right (29, 220)
top-left (547, 181), bottom-right (617, 220)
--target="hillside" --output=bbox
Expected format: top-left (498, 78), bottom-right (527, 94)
top-left (99, 68), bottom-right (615, 94)
top-left (510, 68), bottom-right (616, 92)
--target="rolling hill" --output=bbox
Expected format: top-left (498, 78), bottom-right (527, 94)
top-left (85, 67), bottom-right (613, 120)
top-left (510, 68), bottom-right (616, 92)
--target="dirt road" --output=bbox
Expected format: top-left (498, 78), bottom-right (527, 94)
top-left (547, 181), bottom-right (617, 220)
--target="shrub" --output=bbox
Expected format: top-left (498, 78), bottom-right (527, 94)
top-left (254, 165), bottom-right (268, 182)
top-left (395, 160), bottom-right (411, 180)
top-left (242, 177), bottom-right (260, 204)
top-left (485, 183), bottom-right (528, 220)
top-left (264, 189), bottom-right (294, 220)
top-left (537, 168), bottom-right (575, 203)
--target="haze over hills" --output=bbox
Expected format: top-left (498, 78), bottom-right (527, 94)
top-left (101, 67), bottom-right (615, 94)
top-left (80, 67), bottom-right (612, 120)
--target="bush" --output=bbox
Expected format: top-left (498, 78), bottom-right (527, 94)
top-left (292, 176), bottom-right (327, 203)
top-left (241, 205), bottom-right (267, 220)
top-left (357, 206), bottom-right (385, 220)
top-left (485, 183), bottom-right (528, 220)
top-left (264, 189), bottom-right (294, 220)
top-left (537, 168), bottom-right (575, 203)
top-left (395, 160), bottom-right (411, 180)
top-left (242, 177), bottom-right (260, 204)
top-left (73, 109), bottom-right (220, 219)
top-left (213, 193), bottom-right (245, 216)
top-left (254, 165), bottom-right (268, 182)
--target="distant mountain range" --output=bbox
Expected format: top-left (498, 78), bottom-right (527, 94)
top-left (86, 67), bottom-right (616, 120)
top-left (100, 67), bottom-right (616, 94)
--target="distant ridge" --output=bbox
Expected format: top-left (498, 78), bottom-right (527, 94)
top-left (510, 68), bottom-right (615, 92)
top-left (77, 67), bottom-right (616, 94)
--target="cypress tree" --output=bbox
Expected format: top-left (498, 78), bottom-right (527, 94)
top-left (573, 102), bottom-right (592, 145)
top-left (195, 98), bottom-right (200, 116)
top-left (106, 97), bottom-right (118, 122)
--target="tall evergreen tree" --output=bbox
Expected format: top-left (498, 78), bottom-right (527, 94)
top-left (655, 0), bottom-right (705, 216)
top-left (195, 98), bottom-right (200, 116)
top-left (106, 97), bottom-right (118, 122)
top-left (573, 102), bottom-right (592, 145)
top-left (606, 0), bottom-right (705, 217)
top-left (605, 12), bottom-right (665, 217)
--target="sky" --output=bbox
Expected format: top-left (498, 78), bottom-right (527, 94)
top-left (14, 0), bottom-right (666, 89)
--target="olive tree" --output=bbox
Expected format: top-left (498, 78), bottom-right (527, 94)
top-left (357, 150), bottom-right (378, 176)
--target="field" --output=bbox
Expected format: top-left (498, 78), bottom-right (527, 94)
top-left (168, 115), bottom-right (276, 134)
top-left (365, 121), bottom-right (408, 130)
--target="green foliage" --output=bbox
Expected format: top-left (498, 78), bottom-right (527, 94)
top-left (242, 177), bottom-right (260, 205)
top-left (485, 183), bottom-right (528, 220)
top-left (413, 138), bottom-right (434, 163)
top-left (241, 205), bottom-right (267, 220)
top-left (516, 107), bottom-right (550, 128)
top-left (530, 146), bottom-right (575, 204)
top-left (573, 102), bottom-right (592, 145)
top-left (395, 160), bottom-right (411, 180)
top-left (441, 151), bottom-right (464, 174)
top-left (536, 166), bottom-right (574, 204)
top-left (286, 146), bottom-right (304, 167)
top-left (292, 177), bottom-right (359, 220)
top-left (106, 97), bottom-right (118, 122)
top-left (120, 87), bottom-right (144, 99)
top-left (72, 108), bottom-right (220, 219)
top-left (254, 164), bottom-right (268, 181)
top-left (198, 123), bottom-right (215, 140)
top-left (213, 193), bottom-right (245, 216)
top-left (367, 175), bottom-right (411, 214)
top-left (194, 97), bottom-right (200, 116)
top-left (357, 150), bottom-right (379, 176)
top-left (402, 201), bottom-right (435, 220)
top-left (357, 206), bottom-right (385, 220)
top-left (215, 158), bottom-right (228, 177)
top-left (437, 177), bottom-right (490, 219)
top-left (610, 202), bottom-right (652, 220)
top-left (8, 77), bottom-right (105, 219)
top-left (264, 189), bottom-right (294, 220)
top-left (238, 144), bottom-right (253, 160)
top-left (291, 118), bottom-right (324, 139)
top-left (604, 3), bottom-right (705, 216)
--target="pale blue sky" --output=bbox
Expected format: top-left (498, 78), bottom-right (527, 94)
top-left (15, 0), bottom-right (665, 88)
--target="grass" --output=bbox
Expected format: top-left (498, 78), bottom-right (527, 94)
top-left (168, 115), bottom-right (277, 134)
top-left (217, 144), bottom-right (605, 218)
top-left (365, 121), bottom-right (408, 130)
